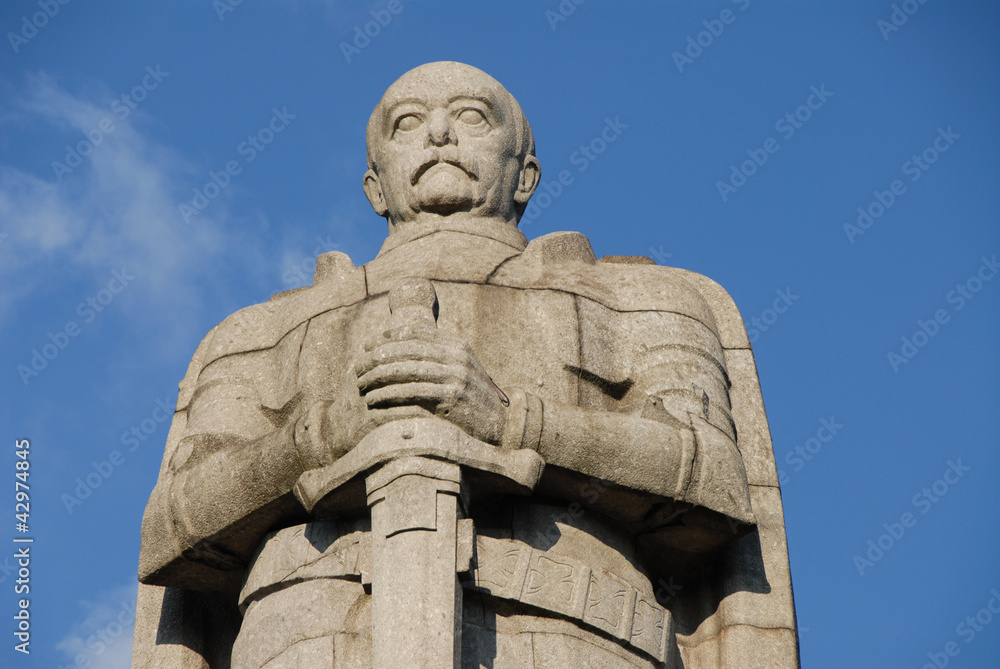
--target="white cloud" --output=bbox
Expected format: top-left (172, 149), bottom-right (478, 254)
top-left (0, 73), bottom-right (271, 357)
top-left (56, 582), bottom-right (138, 669)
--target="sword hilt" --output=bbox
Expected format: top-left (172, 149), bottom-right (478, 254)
top-left (389, 276), bottom-right (438, 330)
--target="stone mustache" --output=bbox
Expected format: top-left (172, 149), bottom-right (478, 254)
top-left (132, 62), bottom-right (799, 668)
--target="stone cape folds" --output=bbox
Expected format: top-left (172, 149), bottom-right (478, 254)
top-left (132, 229), bottom-right (799, 668)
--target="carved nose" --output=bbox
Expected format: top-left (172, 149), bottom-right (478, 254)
top-left (427, 110), bottom-right (453, 147)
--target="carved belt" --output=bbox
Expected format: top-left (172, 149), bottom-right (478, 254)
top-left (240, 523), bottom-right (673, 663)
top-left (470, 534), bottom-right (673, 661)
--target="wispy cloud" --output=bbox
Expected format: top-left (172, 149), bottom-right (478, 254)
top-left (56, 582), bottom-right (137, 669)
top-left (0, 73), bottom-right (271, 358)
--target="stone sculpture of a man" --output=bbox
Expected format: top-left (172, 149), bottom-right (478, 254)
top-left (133, 62), bottom-right (799, 668)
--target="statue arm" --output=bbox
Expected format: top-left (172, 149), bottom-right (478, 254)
top-left (504, 389), bottom-right (752, 526)
top-left (500, 309), bottom-right (753, 532)
top-left (139, 372), bottom-right (332, 591)
top-left (503, 389), bottom-right (690, 496)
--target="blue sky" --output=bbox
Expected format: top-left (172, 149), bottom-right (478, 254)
top-left (1, 1), bottom-right (997, 667)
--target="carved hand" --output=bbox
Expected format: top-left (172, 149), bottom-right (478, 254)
top-left (355, 323), bottom-right (507, 445)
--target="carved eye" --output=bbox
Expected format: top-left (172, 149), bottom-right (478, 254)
top-left (394, 114), bottom-right (421, 132)
top-left (456, 108), bottom-right (487, 127)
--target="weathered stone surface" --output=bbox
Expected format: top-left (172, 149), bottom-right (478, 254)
top-left (716, 485), bottom-right (797, 631)
top-left (367, 455), bottom-right (464, 669)
top-left (232, 578), bottom-right (369, 668)
top-left (674, 484), bottom-right (796, 655)
top-left (366, 227), bottom-right (523, 294)
top-left (134, 61), bottom-right (797, 668)
top-left (668, 268), bottom-right (751, 350)
top-left (679, 625), bottom-right (799, 669)
top-left (725, 348), bottom-right (780, 487)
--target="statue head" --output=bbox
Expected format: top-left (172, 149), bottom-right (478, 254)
top-left (363, 62), bottom-right (540, 234)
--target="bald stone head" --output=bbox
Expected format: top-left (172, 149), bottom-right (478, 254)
top-left (363, 62), bottom-right (540, 234)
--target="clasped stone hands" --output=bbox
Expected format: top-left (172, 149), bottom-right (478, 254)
top-left (355, 322), bottom-right (507, 446)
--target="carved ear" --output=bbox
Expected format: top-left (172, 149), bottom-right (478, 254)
top-left (514, 155), bottom-right (540, 206)
top-left (363, 169), bottom-right (388, 217)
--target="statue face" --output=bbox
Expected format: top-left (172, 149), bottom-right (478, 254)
top-left (366, 63), bottom-right (535, 225)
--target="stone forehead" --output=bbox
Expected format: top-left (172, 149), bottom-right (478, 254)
top-left (377, 61), bottom-right (513, 112)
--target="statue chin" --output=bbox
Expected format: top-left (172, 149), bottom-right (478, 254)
top-left (413, 171), bottom-right (477, 215)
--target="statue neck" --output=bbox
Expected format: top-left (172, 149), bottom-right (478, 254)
top-left (365, 215), bottom-right (527, 290)
top-left (377, 214), bottom-right (527, 256)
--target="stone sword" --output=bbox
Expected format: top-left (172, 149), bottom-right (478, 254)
top-left (363, 276), bottom-right (467, 669)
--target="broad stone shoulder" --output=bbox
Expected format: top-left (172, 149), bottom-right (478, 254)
top-left (491, 231), bottom-right (744, 341)
top-left (660, 267), bottom-right (751, 350)
top-left (177, 252), bottom-right (367, 408)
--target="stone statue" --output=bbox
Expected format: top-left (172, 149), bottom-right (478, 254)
top-left (133, 61), bottom-right (799, 669)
